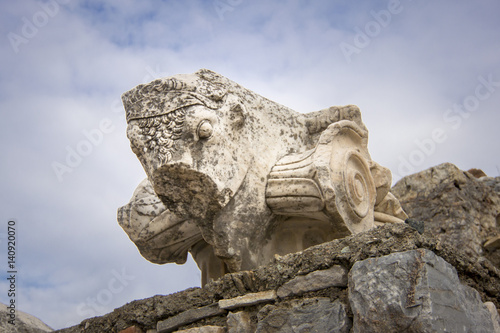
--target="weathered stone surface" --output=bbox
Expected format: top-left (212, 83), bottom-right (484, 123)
top-left (227, 311), bottom-right (255, 333)
top-left (117, 178), bottom-right (203, 265)
top-left (468, 168), bottom-right (488, 178)
top-left (157, 303), bottom-right (225, 333)
top-left (256, 298), bottom-right (351, 333)
top-left (485, 235), bottom-right (500, 251)
top-left (485, 302), bottom-right (500, 333)
top-left (219, 290), bottom-right (277, 310)
top-left (119, 326), bottom-right (144, 333)
top-left (0, 303), bottom-right (53, 333)
top-left (349, 249), bottom-right (495, 333)
top-left (392, 163), bottom-right (500, 265)
top-left (276, 265), bottom-right (347, 298)
top-left (176, 326), bottom-right (225, 333)
top-left (119, 69), bottom-right (407, 283)
top-left (405, 217), bottom-right (425, 234)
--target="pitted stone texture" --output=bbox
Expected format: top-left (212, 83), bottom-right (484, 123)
top-left (392, 163), bottom-right (500, 264)
top-left (256, 298), bottom-right (351, 333)
top-left (157, 303), bottom-right (225, 333)
top-left (117, 178), bottom-right (203, 265)
top-left (227, 311), bottom-right (255, 333)
top-left (349, 249), bottom-right (495, 333)
top-left (120, 69), bottom-right (407, 283)
top-left (176, 327), bottom-right (225, 333)
top-left (485, 302), bottom-right (500, 333)
top-left (219, 290), bottom-right (277, 310)
top-left (277, 265), bottom-right (348, 298)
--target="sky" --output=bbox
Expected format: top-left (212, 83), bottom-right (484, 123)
top-left (0, 0), bottom-right (499, 329)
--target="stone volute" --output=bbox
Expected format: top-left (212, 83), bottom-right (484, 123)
top-left (117, 69), bottom-right (407, 285)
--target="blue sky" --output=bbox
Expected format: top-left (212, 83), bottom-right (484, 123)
top-left (0, 0), bottom-right (499, 329)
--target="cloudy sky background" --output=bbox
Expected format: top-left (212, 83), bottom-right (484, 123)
top-left (0, 0), bottom-right (499, 329)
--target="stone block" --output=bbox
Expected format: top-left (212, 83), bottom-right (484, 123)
top-left (256, 297), bottom-right (351, 333)
top-left (484, 235), bottom-right (500, 251)
top-left (176, 326), bottom-right (225, 333)
top-left (227, 311), bottom-right (255, 333)
top-left (157, 303), bottom-right (225, 333)
top-left (119, 326), bottom-right (144, 333)
top-left (485, 302), bottom-right (500, 333)
top-left (392, 163), bottom-right (500, 261)
top-left (349, 249), bottom-right (495, 333)
top-left (219, 290), bottom-right (277, 310)
top-left (276, 265), bottom-right (347, 298)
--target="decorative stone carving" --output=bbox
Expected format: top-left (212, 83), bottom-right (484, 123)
top-left (118, 69), bottom-right (407, 284)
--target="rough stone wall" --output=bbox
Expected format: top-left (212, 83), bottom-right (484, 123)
top-left (56, 223), bottom-right (500, 333)
top-left (392, 162), bottom-right (500, 267)
top-left (55, 163), bottom-right (500, 333)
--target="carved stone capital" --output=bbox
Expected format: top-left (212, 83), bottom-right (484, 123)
top-left (118, 70), bottom-right (408, 282)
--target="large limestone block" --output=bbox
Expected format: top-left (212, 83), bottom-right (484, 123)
top-left (349, 249), bottom-right (495, 333)
top-left (256, 298), bottom-right (350, 333)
